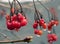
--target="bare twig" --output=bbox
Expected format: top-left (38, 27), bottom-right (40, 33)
top-left (0, 36), bottom-right (33, 43)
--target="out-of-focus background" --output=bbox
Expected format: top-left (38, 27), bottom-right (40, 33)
top-left (0, 0), bottom-right (60, 44)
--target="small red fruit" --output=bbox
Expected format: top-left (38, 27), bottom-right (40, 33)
top-left (20, 19), bottom-right (27, 26)
top-left (37, 30), bottom-right (43, 36)
top-left (48, 24), bottom-right (52, 33)
top-left (18, 13), bottom-right (25, 22)
top-left (34, 29), bottom-right (39, 34)
top-left (51, 20), bottom-right (55, 26)
top-left (33, 21), bottom-right (38, 29)
top-left (12, 14), bottom-right (17, 21)
top-left (52, 34), bottom-right (58, 41)
top-left (6, 21), bottom-right (14, 30)
top-left (39, 19), bottom-right (44, 26)
top-left (42, 23), bottom-right (47, 31)
top-left (12, 21), bottom-right (21, 29)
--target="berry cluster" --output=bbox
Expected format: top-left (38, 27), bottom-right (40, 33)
top-left (48, 20), bottom-right (58, 32)
top-left (5, 0), bottom-right (27, 32)
top-left (47, 34), bottom-right (58, 43)
top-left (48, 7), bottom-right (59, 33)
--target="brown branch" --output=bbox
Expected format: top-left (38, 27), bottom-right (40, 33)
top-left (0, 36), bottom-right (33, 43)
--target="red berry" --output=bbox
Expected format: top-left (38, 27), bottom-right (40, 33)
top-left (42, 23), bottom-right (47, 31)
top-left (6, 21), bottom-right (14, 30)
top-left (52, 34), bottom-right (58, 41)
top-left (34, 29), bottom-right (39, 34)
top-left (12, 14), bottom-right (17, 21)
top-left (39, 19), bottom-right (44, 26)
top-left (51, 20), bottom-right (55, 26)
top-left (37, 30), bottom-right (43, 36)
top-left (12, 21), bottom-right (21, 29)
top-left (20, 19), bottom-right (27, 26)
top-left (48, 24), bottom-right (52, 32)
top-left (33, 21), bottom-right (38, 29)
top-left (18, 13), bottom-right (25, 22)
top-left (47, 34), bottom-right (52, 39)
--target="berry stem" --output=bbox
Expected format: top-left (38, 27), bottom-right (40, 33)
top-left (37, 0), bottom-right (51, 22)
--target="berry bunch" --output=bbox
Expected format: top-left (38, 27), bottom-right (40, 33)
top-left (47, 34), bottom-right (58, 44)
top-left (48, 7), bottom-right (59, 33)
top-left (33, 0), bottom-right (47, 37)
top-left (5, 0), bottom-right (27, 32)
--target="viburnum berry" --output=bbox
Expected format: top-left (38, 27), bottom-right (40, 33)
top-left (33, 21), bottom-right (38, 29)
top-left (52, 34), bottom-right (58, 41)
top-left (34, 29), bottom-right (39, 34)
top-left (34, 29), bottom-right (43, 37)
top-left (20, 19), bottom-right (27, 26)
top-left (42, 23), bottom-right (47, 31)
top-left (6, 20), bottom-right (14, 30)
top-left (39, 19), bottom-right (44, 26)
top-left (12, 21), bottom-right (21, 29)
top-left (48, 24), bottom-right (52, 33)
top-left (18, 13), bottom-right (25, 22)
top-left (11, 14), bottom-right (17, 21)
top-left (51, 20), bottom-right (55, 26)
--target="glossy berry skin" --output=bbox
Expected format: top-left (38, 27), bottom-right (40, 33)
top-left (18, 13), bottom-right (25, 22)
top-left (47, 34), bottom-right (58, 43)
top-left (47, 34), bottom-right (53, 43)
top-left (51, 20), bottom-right (55, 26)
top-left (33, 21), bottom-right (38, 29)
top-left (20, 19), bottom-right (27, 26)
top-left (42, 23), bottom-right (47, 29)
top-left (11, 14), bottom-right (17, 21)
top-left (6, 20), bottom-right (14, 30)
top-left (12, 21), bottom-right (21, 29)
top-left (39, 19), bottom-right (44, 26)
top-left (37, 30), bottom-right (43, 35)
top-left (48, 24), bottom-right (52, 31)
top-left (52, 34), bottom-right (58, 41)
top-left (34, 29), bottom-right (39, 34)
top-left (34, 29), bottom-right (43, 36)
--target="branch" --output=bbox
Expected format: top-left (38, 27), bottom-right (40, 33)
top-left (0, 36), bottom-right (33, 43)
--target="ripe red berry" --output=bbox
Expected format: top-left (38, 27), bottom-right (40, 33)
top-left (51, 20), bottom-right (55, 26)
top-left (33, 21), bottom-right (38, 29)
top-left (37, 30), bottom-right (43, 36)
top-left (6, 21), bottom-right (14, 30)
top-left (48, 24), bottom-right (52, 33)
top-left (20, 19), bottom-right (27, 26)
top-left (12, 14), bottom-right (17, 21)
top-left (42, 23), bottom-right (47, 31)
top-left (18, 13), bottom-right (25, 22)
top-left (34, 29), bottom-right (39, 34)
top-left (39, 19), bottom-right (44, 26)
top-left (12, 21), bottom-right (21, 29)
top-left (52, 34), bottom-right (58, 41)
